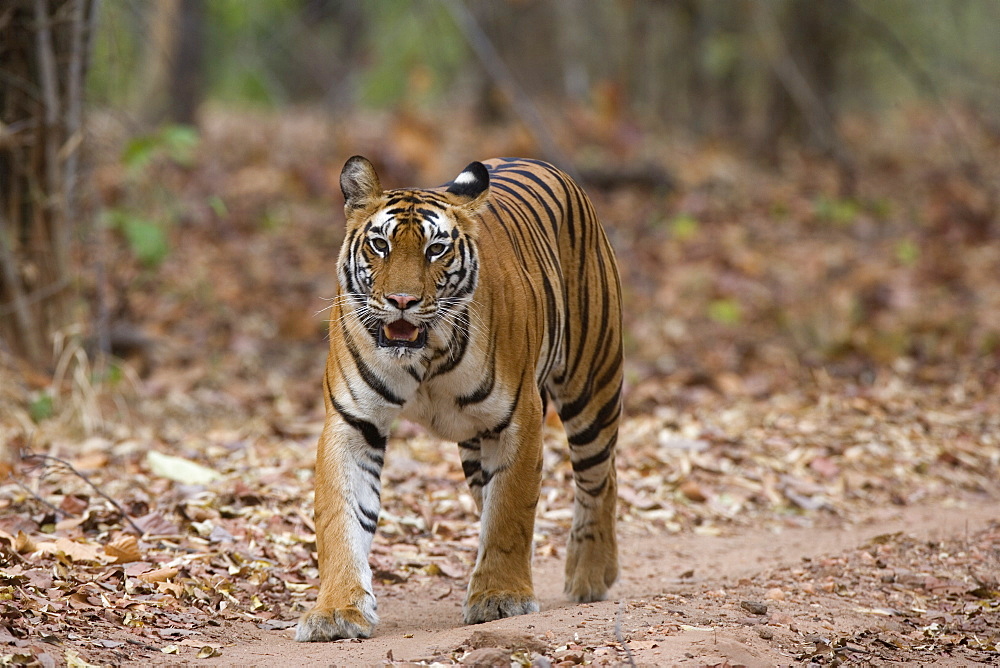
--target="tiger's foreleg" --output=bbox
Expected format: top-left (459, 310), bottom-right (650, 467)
top-left (462, 392), bottom-right (543, 624)
top-left (458, 438), bottom-right (484, 512)
top-left (296, 414), bottom-right (385, 641)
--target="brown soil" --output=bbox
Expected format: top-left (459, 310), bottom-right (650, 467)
top-left (147, 499), bottom-right (999, 667)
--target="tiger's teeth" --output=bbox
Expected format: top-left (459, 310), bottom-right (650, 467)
top-left (383, 320), bottom-right (422, 341)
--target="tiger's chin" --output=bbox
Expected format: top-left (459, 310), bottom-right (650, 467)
top-left (376, 319), bottom-right (428, 350)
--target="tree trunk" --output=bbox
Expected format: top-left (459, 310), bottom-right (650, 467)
top-left (139, 0), bottom-right (204, 126)
top-left (0, 0), bottom-right (97, 368)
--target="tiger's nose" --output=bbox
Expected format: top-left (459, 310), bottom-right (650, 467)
top-left (386, 293), bottom-right (420, 310)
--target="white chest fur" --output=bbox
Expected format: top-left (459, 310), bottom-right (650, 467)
top-left (400, 371), bottom-right (513, 443)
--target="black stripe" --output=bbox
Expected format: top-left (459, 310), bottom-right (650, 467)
top-left (475, 380), bottom-right (523, 440)
top-left (330, 395), bottom-right (387, 451)
top-left (559, 349), bottom-right (621, 423)
top-left (428, 312), bottom-right (471, 377)
top-left (456, 338), bottom-right (496, 407)
top-left (578, 477), bottom-right (608, 497)
top-left (568, 386), bottom-right (622, 447)
top-left (358, 459), bottom-right (381, 480)
top-left (494, 168), bottom-right (563, 231)
top-left (479, 463), bottom-right (510, 488)
top-left (356, 512), bottom-right (378, 534)
top-left (343, 331), bottom-right (405, 405)
top-left (358, 504), bottom-right (380, 524)
top-left (461, 459), bottom-right (481, 479)
top-left (571, 433), bottom-right (618, 474)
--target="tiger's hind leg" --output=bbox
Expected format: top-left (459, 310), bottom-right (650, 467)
top-left (556, 380), bottom-right (622, 603)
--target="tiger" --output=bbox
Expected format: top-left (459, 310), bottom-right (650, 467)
top-left (296, 156), bottom-right (623, 642)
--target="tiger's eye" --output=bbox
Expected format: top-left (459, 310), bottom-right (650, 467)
top-left (370, 238), bottom-right (389, 253)
top-left (426, 243), bottom-right (446, 257)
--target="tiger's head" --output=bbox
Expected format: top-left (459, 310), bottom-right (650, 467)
top-left (337, 156), bottom-right (490, 355)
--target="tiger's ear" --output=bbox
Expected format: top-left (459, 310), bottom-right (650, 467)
top-left (341, 155), bottom-right (382, 212)
top-left (446, 161), bottom-right (490, 211)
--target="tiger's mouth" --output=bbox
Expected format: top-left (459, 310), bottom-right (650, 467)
top-left (377, 319), bottom-right (427, 349)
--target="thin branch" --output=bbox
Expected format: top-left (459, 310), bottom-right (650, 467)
top-left (63, 0), bottom-right (90, 231)
top-left (33, 0), bottom-right (62, 130)
top-left (22, 454), bottom-right (145, 536)
top-left (0, 275), bottom-right (70, 318)
top-left (751, 2), bottom-right (855, 193)
top-left (438, 0), bottom-right (581, 182)
top-left (751, 3), bottom-right (840, 156)
top-left (848, 0), bottom-right (998, 205)
top-left (615, 598), bottom-right (637, 668)
top-left (33, 0), bottom-right (67, 276)
top-left (11, 477), bottom-right (64, 517)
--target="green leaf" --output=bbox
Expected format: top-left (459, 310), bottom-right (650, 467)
top-left (122, 134), bottom-right (159, 174)
top-left (120, 215), bottom-right (169, 267)
top-left (29, 393), bottom-right (54, 423)
top-left (895, 239), bottom-right (919, 266)
top-left (160, 125), bottom-right (199, 166)
top-left (208, 195), bottom-right (229, 218)
top-left (814, 196), bottom-right (859, 226)
top-left (708, 298), bottom-right (742, 325)
top-left (670, 214), bottom-right (700, 241)
top-left (121, 125), bottom-right (200, 174)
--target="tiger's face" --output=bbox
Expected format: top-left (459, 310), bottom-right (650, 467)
top-left (337, 157), bottom-right (489, 355)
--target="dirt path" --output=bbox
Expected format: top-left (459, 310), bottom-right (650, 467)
top-left (154, 498), bottom-right (998, 666)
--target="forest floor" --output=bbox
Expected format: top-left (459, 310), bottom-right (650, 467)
top-left (1, 105), bottom-right (999, 666)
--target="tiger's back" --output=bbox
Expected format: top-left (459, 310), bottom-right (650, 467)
top-left (296, 156), bottom-right (622, 642)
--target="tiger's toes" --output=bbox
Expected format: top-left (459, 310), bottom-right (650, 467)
top-left (463, 591), bottom-right (539, 625)
top-left (565, 546), bottom-right (618, 603)
top-left (295, 605), bottom-right (377, 642)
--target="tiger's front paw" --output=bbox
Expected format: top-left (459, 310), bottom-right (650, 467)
top-left (463, 590), bottom-right (539, 625)
top-left (295, 604), bottom-right (377, 642)
top-left (564, 534), bottom-right (618, 603)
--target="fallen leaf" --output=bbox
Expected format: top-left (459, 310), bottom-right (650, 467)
top-left (679, 480), bottom-right (708, 502)
top-left (14, 531), bottom-right (36, 554)
top-left (139, 567), bottom-right (180, 583)
top-left (35, 538), bottom-right (111, 564)
top-left (855, 607), bottom-right (897, 616)
top-left (65, 649), bottom-right (101, 668)
top-left (146, 451), bottom-right (222, 485)
top-left (131, 511), bottom-right (180, 536)
top-left (105, 535), bottom-right (142, 564)
top-left (156, 581), bottom-right (184, 597)
top-left (197, 646), bottom-right (222, 658)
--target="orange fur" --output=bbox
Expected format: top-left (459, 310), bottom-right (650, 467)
top-left (297, 157), bottom-right (622, 641)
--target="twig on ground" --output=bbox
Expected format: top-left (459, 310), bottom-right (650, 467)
top-left (21, 453), bottom-right (144, 536)
top-left (615, 598), bottom-right (637, 668)
top-left (10, 477), bottom-right (64, 517)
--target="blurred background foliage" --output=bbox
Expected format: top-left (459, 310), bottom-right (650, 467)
top-left (3, 0), bottom-right (1000, 393)
top-left (86, 0), bottom-right (1000, 141)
